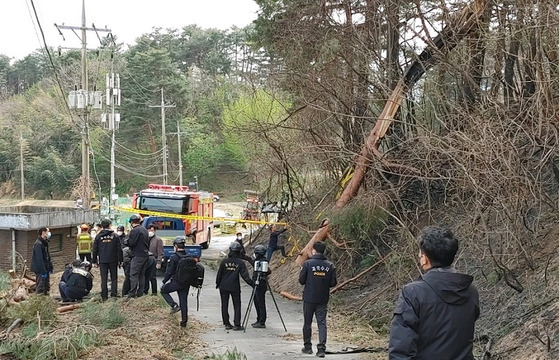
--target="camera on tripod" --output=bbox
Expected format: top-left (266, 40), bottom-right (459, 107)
top-left (254, 260), bottom-right (269, 273)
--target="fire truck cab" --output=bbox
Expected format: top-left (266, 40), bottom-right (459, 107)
top-left (132, 184), bottom-right (214, 249)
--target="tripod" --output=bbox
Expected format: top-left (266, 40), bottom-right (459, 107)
top-left (242, 271), bottom-right (287, 332)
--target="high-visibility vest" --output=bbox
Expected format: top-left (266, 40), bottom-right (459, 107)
top-left (77, 233), bottom-right (93, 254)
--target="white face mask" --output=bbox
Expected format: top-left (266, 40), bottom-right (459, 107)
top-left (236, 236), bottom-right (242, 240)
top-left (46, 232), bottom-right (52, 239)
top-left (117, 231), bottom-right (123, 236)
top-left (148, 231), bottom-right (155, 237)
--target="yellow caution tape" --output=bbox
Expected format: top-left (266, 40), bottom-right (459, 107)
top-left (113, 206), bottom-right (288, 226)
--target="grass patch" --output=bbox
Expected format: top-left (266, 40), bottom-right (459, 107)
top-left (79, 301), bottom-right (125, 329)
top-left (5, 294), bottom-right (58, 326)
top-left (0, 270), bottom-right (10, 292)
top-left (0, 324), bottom-right (102, 360)
top-left (207, 348), bottom-right (247, 360)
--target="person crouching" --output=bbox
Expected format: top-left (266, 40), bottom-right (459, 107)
top-left (59, 261), bottom-right (93, 302)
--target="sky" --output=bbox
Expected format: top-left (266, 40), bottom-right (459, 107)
top-left (1, 0), bottom-right (260, 61)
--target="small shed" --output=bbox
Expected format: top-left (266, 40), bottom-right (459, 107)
top-left (0, 204), bottom-right (97, 273)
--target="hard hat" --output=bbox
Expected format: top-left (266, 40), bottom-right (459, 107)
top-left (117, 225), bottom-right (125, 231)
top-left (254, 245), bottom-right (267, 256)
top-left (81, 260), bottom-right (91, 270)
top-left (173, 236), bottom-right (186, 245)
top-left (129, 214), bottom-right (142, 223)
top-left (80, 223), bottom-right (89, 230)
top-left (229, 241), bottom-right (242, 252)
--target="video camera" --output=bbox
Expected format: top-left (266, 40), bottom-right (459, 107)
top-left (254, 260), bottom-right (269, 273)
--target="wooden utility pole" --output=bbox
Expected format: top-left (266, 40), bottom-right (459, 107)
top-left (149, 88), bottom-right (175, 185)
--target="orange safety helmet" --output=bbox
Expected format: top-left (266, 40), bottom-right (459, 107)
top-left (80, 223), bottom-right (89, 230)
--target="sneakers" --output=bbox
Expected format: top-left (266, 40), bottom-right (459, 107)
top-left (251, 322), bottom-right (266, 328)
top-left (170, 305), bottom-right (180, 314)
top-left (301, 347), bottom-right (313, 354)
top-left (232, 326), bottom-right (244, 331)
top-left (224, 324), bottom-right (233, 330)
top-left (316, 348), bottom-right (325, 358)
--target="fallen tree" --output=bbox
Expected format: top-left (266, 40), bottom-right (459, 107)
top-left (293, 0), bottom-right (490, 269)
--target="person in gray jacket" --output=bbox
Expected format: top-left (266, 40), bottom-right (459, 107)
top-left (389, 226), bottom-right (480, 360)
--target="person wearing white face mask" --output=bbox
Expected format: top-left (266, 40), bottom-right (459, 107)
top-left (31, 227), bottom-right (54, 295)
top-left (144, 224), bottom-right (164, 295)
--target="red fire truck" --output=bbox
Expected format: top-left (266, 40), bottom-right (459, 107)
top-left (132, 184), bottom-right (214, 249)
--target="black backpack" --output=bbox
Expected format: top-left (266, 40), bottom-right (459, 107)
top-left (175, 255), bottom-right (204, 287)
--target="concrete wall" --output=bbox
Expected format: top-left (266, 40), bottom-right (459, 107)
top-left (0, 206), bottom-right (97, 230)
top-left (0, 226), bottom-right (79, 273)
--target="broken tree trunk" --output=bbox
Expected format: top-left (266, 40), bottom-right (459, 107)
top-left (335, 0), bottom-right (489, 208)
top-left (295, 219), bottom-right (331, 266)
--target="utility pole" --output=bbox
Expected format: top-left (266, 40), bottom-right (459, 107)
top-left (104, 53), bottom-right (121, 215)
top-left (177, 121), bottom-right (183, 186)
top-left (149, 88), bottom-right (175, 185)
top-left (19, 131), bottom-right (24, 200)
top-left (56, 0), bottom-right (109, 208)
top-left (170, 120), bottom-right (184, 186)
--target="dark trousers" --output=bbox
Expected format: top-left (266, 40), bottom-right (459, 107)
top-left (79, 253), bottom-right (92, 262)
top-left (99, 262), bottom-right (118, 299)
top-left (122, 262), bottom-right (131, 296)
top-left (220, 289), bottom-right (242, 326)
top-left (253, 285), bottom-right (267, 324)
top-left (35, 273), bottom-right (50, 295)
top-left (59, 281), bottom-right (87, 301)
top-left (266, 245), bottom-right (286, 261)
top-left (129, 256), bottom-right (148, 298)
top-left (161, 281), bottom-right (189, 323)
top-left (303, 301), bottom-right (328, 350)
top-left (143, 256), bottom-right (156, 294)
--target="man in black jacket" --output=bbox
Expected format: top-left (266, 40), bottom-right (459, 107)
top-left (216, 241), bottom-right (254, 331)
top-left (30, 227), bottom-right (54, 295)
top-left (59, 261), bottom-right (93, 302)
top-left (299, 241), bottom-right (337, 358)
top-left (127, 214), bottom-right (150, 299)
top-left (234, 232), bottom-right (254, 266)
top-left (161, 236), bottom-right (197, 328)
top-left (266, 225), bottom-right (288, 261)
top-left (251, 244), bottom-right (270, 328)
top-left (389, 226), bottom-right (480, 360)
top-left (92, 219), bottom-right (123, 300)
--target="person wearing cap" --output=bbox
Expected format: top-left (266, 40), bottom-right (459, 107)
top-left (127, 214), bottom-right (150, 299)
top-left (216, 241), bottom-right (254, 331)
top-left (161, 236), bottom-right (192, 328)
top-left (77, 223), bottom-right (93, 262)
top-left (30, 227), bottom-right (53, 295)
top-left (299, 241), bottom-right (337, 358)
top-left (144, 224), bottom-right (164, 295)
top-left (59, 261), bottom-right (93, 302)
top-left (388, 226), bottom-right (479, 360)
top-left (92, 219), bottom-right (123, 301)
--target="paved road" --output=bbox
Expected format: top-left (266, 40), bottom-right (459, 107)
top-left (163, 232), bottom-right (363, 360)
